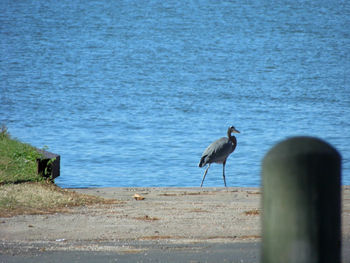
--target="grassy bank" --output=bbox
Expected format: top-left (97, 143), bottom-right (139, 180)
top-left (0, 126), bottom-right (117, 217)
top-left (0, 126), bottom-right (43, 184)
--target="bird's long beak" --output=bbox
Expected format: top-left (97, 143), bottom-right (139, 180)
top-left (233, 128), bottom-right (240, 133)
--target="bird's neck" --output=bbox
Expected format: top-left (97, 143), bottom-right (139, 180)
top-left (228, 133), bottom-right (237, 146)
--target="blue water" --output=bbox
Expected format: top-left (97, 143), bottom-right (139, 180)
top-left (1, 0), bottom-right (350, 188)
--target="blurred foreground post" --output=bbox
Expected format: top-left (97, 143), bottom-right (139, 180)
top-left (261, 137), bottom-right (341, 263)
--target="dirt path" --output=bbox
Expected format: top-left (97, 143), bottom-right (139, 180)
top-left (1, 188), bottom-right (261, 243)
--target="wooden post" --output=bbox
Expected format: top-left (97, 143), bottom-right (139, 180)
top-left (261, 137), bottom-right (341, 263)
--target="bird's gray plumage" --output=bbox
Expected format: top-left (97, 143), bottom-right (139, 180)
top-left (199, 137), bottom-right (236, 167)
top-left (199, 126), bottom-right (240, 187)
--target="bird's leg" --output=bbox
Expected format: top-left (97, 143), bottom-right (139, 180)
top-left (222, 160), bottom-right (227, 187)
top-left (200, 164), bottom-right (210, 187)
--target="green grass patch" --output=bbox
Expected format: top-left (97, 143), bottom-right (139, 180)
top-left (0, 125), bottom-right (44, 184)
top-left (0, 125), bottom-right (120, 217)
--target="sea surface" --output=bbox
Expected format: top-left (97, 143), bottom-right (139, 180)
top-left (1, 0), bottom-right (350, 188)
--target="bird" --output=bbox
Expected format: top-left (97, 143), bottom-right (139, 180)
top-left (199, 126), bottom-right (240, 187)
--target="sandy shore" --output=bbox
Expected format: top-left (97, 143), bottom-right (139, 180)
top-left (1, 186), bottom-right (350, 262)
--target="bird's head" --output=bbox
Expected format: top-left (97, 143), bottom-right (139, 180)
top-left (229, 126), bottom-right (240, 134)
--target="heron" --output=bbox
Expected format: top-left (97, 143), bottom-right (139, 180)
top-left (199, 126), bottom-right (240, 187)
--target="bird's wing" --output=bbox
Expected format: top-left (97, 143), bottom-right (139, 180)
top-left (199, 137), bottom-right (234, 166)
